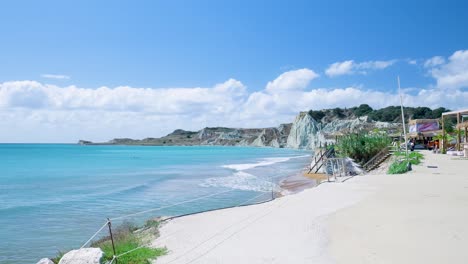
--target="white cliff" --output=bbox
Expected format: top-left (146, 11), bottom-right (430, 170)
top-left (286, 112), bottom-right (396, 150)
top-left (286, 112), bottom-right (326, 149)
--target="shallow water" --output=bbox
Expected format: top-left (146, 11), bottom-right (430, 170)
top-left (0, 144), bottom-right (309, 263)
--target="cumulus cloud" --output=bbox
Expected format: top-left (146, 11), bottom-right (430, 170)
top-left (325, 61), bottom-right (354, 77)
top-left (426, 50), bottom-right (468, 89)
top-left (41, 74), bottom-right (70, 80)
top-left (265, 68), bottom-right (319, 92)
top-left (0, 79), bottom-right (246, 114)
top-left (424, 56), bottom-right (445, 68)
top-left (1, 67), bottom-right (467, 143)
top-left (325, 59), bottom-right (396, 77)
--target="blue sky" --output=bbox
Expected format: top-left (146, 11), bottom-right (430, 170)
top-left (0, 0), bottom-right (467, 142)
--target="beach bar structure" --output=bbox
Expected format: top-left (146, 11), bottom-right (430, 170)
top-left (441, 109), bottom-right (468, 152)
top-left (408, 119), bottom-right (440, 137)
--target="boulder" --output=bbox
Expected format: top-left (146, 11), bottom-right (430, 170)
top-left (37, 258), bottom-right (54, 264)
top-left (58, 248), bottom-right (103, 264)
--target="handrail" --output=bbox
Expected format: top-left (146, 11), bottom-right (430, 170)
top-left (309, 146), bottom-right (335, 173)
top-left (314, 148), bottom-right (335, 173)
top-left (362, 147), bottom-right (389, 171)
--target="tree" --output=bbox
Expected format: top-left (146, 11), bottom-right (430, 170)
top-left (353, 104), bottom-right (373, 117)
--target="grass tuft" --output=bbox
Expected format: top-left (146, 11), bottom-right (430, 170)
top-left (91, 220), bottom-right (166, 264)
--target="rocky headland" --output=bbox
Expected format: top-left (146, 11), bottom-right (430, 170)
top-left (81, 106), bottom-right (402, 150)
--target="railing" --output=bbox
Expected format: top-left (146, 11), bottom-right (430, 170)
top-left (53, 185), bottom-right (279, 264)
top-left (362, 147), bottom-right (389, 171)
top-left (324, 158), bottom-right (347, 182)
top-left (308, 146), bottom-right (335, 174)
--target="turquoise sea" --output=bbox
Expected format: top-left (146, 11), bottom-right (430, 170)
top-left (0, 144), bottom-right (310, 263)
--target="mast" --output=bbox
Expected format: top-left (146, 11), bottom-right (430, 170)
top-left (398, 76), bottom-right (410, 170)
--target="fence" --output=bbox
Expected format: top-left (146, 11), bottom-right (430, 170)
top-left (60, 183), bottom-right (279, 263)
top-left (323, 157), bottom-right (356, 183)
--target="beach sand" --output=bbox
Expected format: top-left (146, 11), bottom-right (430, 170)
top-left (152, 150), bottom-right (468, 264)
top-left (329, 151), bottom-right (468, 264)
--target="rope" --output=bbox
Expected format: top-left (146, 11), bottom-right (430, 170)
top-left (115, 243), bottom-right (149, 258)
top-left (236, 192), bottom-right (270, 207)
top-left (80, 221), bottom-right (109, 248)
top-left (110, 189), bottom-right (234, 221)
top-left (108, 255), bottom-right (116, 264)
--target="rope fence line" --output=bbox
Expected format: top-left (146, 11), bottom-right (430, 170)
top-left (78, 189), bottom-right (240, 254)
top-left (80, 221), bottom-right (110, 248)
top-left (105, 190), bottom-right (276, 264)
top-left (110, 189), bottom-right (235, 221)
top-left (236, 191), bottom-right (271, 207)
top-left (77, 182), bottom-right (280, 263)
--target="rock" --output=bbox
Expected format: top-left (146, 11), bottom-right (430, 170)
top-left (58, 248), bottom-right (103, 264)
top-left (37, 258), bottom-right (54, 264)
top-left (83, 110), bottom-right (398, 150)
top-left (287, 112), bottom-right (325, 149)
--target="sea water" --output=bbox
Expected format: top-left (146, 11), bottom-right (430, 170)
top-left (0, 144), bottom-right (310, 263)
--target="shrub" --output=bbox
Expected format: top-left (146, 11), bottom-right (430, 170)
top-left (388, 160), bottom-right (410, 174)
top-left (335, 132), bottom-right (391, 164)
top-left (408, 152), bottom-right (424, 165)
top-left (91, 221), bottom-right (166, 264)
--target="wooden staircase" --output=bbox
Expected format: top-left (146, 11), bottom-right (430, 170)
top-left (362, 147), bottom-right (392, 172)
top-left (308, 146), bottom-right (336, 174)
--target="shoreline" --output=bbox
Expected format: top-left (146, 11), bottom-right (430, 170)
top-left (278, 168), bottom-right (322, 195)
top-left (159, 160), bottom-right (318, 223)
top-left (151, 167), bottom-right (371, 264)
top-left (151, 150), bottom-right (468, 263)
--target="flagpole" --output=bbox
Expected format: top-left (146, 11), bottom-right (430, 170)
top-left (398, 76), bottom-right (411, 170)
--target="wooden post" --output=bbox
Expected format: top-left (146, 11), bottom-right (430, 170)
top-left (465, 126), bottom-right (468, 145)
top-left (442, 116), bottom-right (446, 153)
top-left (107, 218), bottom-right (118, 264)
top-left (457, 113), bottom-right (461, 151)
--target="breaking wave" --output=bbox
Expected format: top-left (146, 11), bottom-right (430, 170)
top-left (222, 155), bottom-right (309, 171)
top-left (199, 171), bottom-right (280, 192)
top-left (201, 154), bottom-right (310, 192)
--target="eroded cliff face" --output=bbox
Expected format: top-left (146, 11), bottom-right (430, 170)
top-left (285, 112), bottom-right (399, 149)
top-left (83, 112), bottom-right (399, 149)
top-left (286, 112), bottom-right (324, 149)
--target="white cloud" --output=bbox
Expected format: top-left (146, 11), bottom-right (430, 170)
top-left (41, 74), bottom-right (70, 80)
top-left (408, 59), bottom-right (417, 65)
top-left (426, 50), bottom-right (468, 89)
top-left (424, 56), bottom-right (445, 68)
top-left (325, 61), bottom-right (354, 77)
top-left (265, 68), bottom-right (319, 92)
top-left (1, 67), bottom-right (467, 143)
top-left (325, 59), bottom-right (396, 77)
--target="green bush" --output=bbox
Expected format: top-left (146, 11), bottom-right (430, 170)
top-left (409, 152), bottom-right (424, 165)
top-left (387, 160), bottom-right (410, 174)
top-left (98, 237), bottom-right (165, 264)
top-left (335, 132), bottom-right (391, 164)
top-left (91, 221), bottom-right (165, 264)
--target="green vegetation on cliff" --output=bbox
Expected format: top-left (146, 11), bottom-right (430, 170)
top-left (308, 104), bottom-right (451, 123)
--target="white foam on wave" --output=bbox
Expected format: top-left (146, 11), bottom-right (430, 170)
top-left (200, 155), bottom-right (310, 192)
top-left (199, 171), bottom-right (280, 193)
top-left (222, 155), bottom-right (310, 171)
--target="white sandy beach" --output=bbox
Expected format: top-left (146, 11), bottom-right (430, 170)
top-left (152, 151), bottom-right (468, 264)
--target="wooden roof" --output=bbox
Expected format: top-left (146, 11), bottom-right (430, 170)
top-left (442, 109), bottom-right (468, 116)
top-left (456, 121), bottom-right (468, 129)
top-left (408, 119), bottom-right (439, 125)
